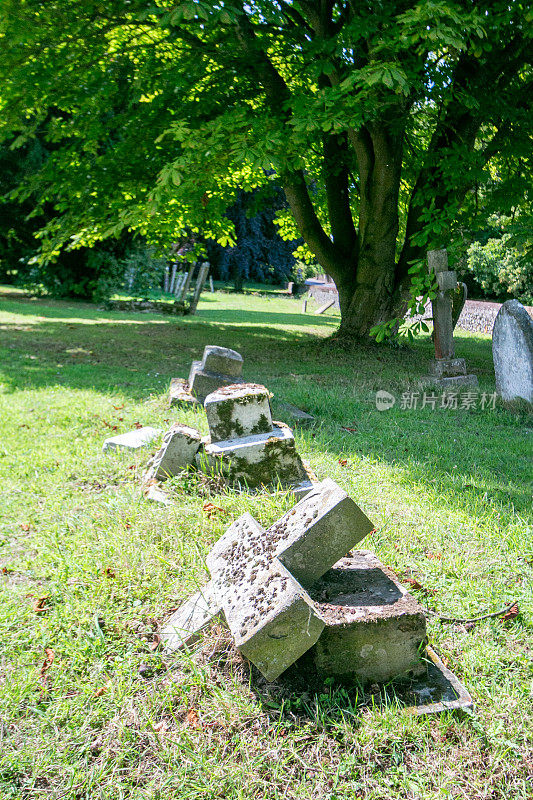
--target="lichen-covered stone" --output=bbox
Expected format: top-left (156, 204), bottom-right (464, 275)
top-left (492, 299), bottom-right (533, 407)
top-left (205, 383), bottom-right (273, 442)
top-left (207, 513), bottom-right (325, 681)
top-left (189, 366), bottom-right (244, 403)
top-left (307, 551), bottom-right (427, 683)
top-left (199, 423), bottom-right (307, 488)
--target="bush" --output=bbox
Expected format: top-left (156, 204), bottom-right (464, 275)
top-left (466, 235), bottom-right (532, 305)
top-left (20, 241), bottom-right (166, 303)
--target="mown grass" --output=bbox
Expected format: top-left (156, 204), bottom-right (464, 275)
top-left (0, 286), bottom-right (531, 800)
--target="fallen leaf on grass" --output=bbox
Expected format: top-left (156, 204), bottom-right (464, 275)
top-left (20, 522), bottom-right (32, 531)
top-left (501, 602), bottom-right (519, 623)
top-left (401, 576), bottom-right (436, 595)
top-left (93, 686), bottom-right (106, 698)
top-left (33, 595), bottom-right (50, 613)
top-left (149, 635), bottom-right (161, 652)
top-left (39, 647), bottom-right (55, 689)
top-left (113, 404), bottom-right (125, 411)
top-left (185, 708), bottom-right (202, 729)
top-left (426, 551), bottom-right (442, 560)
top-left (133, 421), bottom-right (143, 429)
top-left (103, 567), bottom-right (116, 578)
top-left (103, 421), bottom-right (118, 431)
top-left (153, 720), bottom-right (170, 734)
top-left (338, 458), bottom-right (348, 466)
top-left (203, 501), bottom-right (227, 518)
top-left (341, 426), bottom-right (357, 433)
top-left (1, 566), bottom-right (12, 575)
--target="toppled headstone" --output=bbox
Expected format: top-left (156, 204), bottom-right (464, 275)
top-left (145, 423), bottom-right (203, 481)
top-left (160, 479), bottom-right (471, 710)
top-left (152, 382), bottom-right (313, 494)
top-left (492, 299), bottom-right (533, 407)
top-left (103, 426), bottom-right (162, 453)
top-left (424, 249), bottom-right (478, 388)
top-left (169, 345), bottom-right (245, 406)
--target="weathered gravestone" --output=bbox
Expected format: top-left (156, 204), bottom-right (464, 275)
top-left (425, 250), bottom-right (478, 388)
top-left (169, 345), bottom-right (244, 406)
top-left (161, 479), bottom-right (472, 710)
top-left (161, 479), bottom-right (471, 711)
top-left (146, 382), bottom-right (314, 493)
top-left (492, 299), bottom-right (533, 407)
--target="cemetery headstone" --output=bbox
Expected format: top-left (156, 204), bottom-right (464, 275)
top-left (425, 249), bottom-right (478, 388)
top-left (148, 382), bottom-right (315, 495)
top-left (161, 479), bottom-right (471, 711)
top-left (169, 345), bottom-right (245, 407)
top-left (492, 299), bottom-right (533, 407)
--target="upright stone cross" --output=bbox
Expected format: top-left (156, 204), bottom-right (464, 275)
top-left (161, 479), bottom-right (374, 680)
top-left (427, 249), bottom-right (478, 388)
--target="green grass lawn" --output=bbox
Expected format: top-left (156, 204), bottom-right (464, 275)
top-left (0, 286), bottom-right (531, 799)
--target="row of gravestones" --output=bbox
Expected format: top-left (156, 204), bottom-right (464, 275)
top-left (102, 344), bottom-right (478, 713)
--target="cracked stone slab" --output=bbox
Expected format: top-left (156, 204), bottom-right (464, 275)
top-left (198, 423), bottom-right (307, 488)
top-left (205, 383), bottom-right (273, 442)
top-left (269, 478), bottom-right (375, 589)
top-left (103, 426), bottom-right (162, 453)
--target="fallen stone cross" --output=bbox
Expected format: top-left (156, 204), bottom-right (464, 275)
top-left (169, 345), bottom-right (244, 406)
top-left (161, 479), bottom-right (473, 711)
top-left (425, 249), bottom-right (478, 388)
top-left (146, 382), bottom-right (314, 494)
top-left (492, 299), bottom-right (533, 408)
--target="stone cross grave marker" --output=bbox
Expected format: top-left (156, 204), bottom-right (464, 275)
top-left (161, 478), bottom-right (374, 680)
top-left (426, 249), bottom-right (478, 388)
top-left (169, 345), bottom-right (244, 406)
top-left (492, 299), bottom-right (533, 407)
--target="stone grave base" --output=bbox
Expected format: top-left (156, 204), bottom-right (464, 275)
top-left (161, 547), bottom-right (472, 715)
top-left (422, 374), bottom-right (479, 389)
top-left (169, 378), bottom-right (200, 407)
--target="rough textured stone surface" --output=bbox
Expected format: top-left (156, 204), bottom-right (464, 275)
top-left (208, 514), bottom-right (324, 681)
top-left (189, 366), bottom-right (244, 403)
top-left (429, 358), bottom-right (467, 378)
top-left (427, 249), bottom-right (448, 273)
top-left (436, 270), bottom-right (458, 293)
top-left (307, 551), bottom-right (427, 683)
top-left (202, 345), bottom-right (243, 377)
top-left (437, 374), bottom-right (479, 389)
top-left (492, 299), bottom-right (533, 406)
top-left (199, 423), bottom-right (307, 488)
top-left (271, 478), bottom-right (375, 589)
top-left (169, 378), bottom-right (199, 407)
top-left (163, 480), bottom-right (375, 681)
top-left (148, 423), bottom-right (202, 480)
top-left (205, 383), bottom-right (273, 442)
top-left (103, 426), bottom-right (162, 453)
